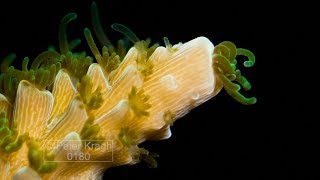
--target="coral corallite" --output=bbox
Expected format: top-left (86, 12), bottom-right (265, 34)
top-left (0, 2), bottom-right (256, 180)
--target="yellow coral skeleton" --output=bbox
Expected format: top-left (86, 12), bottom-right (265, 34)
top-left (0, 2), bottom-right (256, 180)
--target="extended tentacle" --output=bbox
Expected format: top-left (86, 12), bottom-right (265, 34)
top-left (90, 2), bottom-right (114, 49)
top-left (59, 13), bottom-right (78, 55)
top-left (213, 41), bottom-right (256, 105)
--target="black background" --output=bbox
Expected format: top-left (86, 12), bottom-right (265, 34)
top-left (0, 0), bottom-right (312, 179)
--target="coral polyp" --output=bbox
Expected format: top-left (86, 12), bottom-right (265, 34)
top-left (0, 2), bottom-right (256, 179)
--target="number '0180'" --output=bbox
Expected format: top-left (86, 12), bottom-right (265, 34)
top-left (67, 153), bottom-right (91, 161)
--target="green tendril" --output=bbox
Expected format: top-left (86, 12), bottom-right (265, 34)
top-left (80, 117), bottom-right (104, 146)
top-left (59, 13), bottom-right (77, 54)
top-left (30, 51), bottom-right (60, 70)
top-left (163, 110), bottom-right (176, 126)
top-left (163, 37), bottom-right (178, 52)
top-left (84, 28), bottom-right (103, 63)
top-left (218, 41), bottom-right (237, 63)
top-left (27, 140), bottom-right (57, 174)
top-left (213, 41), bottom-right (256, 105)
top-left (101, 46), bottom-right (120, 73)
top-left (0, 53), bottom-right (16, 73)
top-left (224, 88), bottom-right (257, 105)
top-left (217, 74), bottom-right (241, 91)
top-left (4, 51), bottom-right (61, 90)
top-left (138, 148), bottom-right (159, 168)
top-left (116, 39), bottom-right (127, 60)
top-left (236, 48), bottom-right (255, 67)
top-left (77, 75), bottom-right (104, 110)
top-left (235, 70), bottom-right (251, 91)
top-left (68, 38), bottom-right (82, 51)
top-left (111, 23), bottom-right (140, 44)
top-left (84, 28), bottom-right (122, 74)
top-left (90, 2), bottom-right (114, 49)
top-left (62, 51), bottom-right (93, 79)
top-left (0, 73), bottom-right (18, 104)
top-left (133, 39), bottom-right (158, 77)
top-left (108, 22), bottom-right (158, 76)
top-left (118, 127), bottom-right (137, 147)
top-left (213, 54), bottom-right (235, 75)
top-left (0, 112), bottom-right (29, 154)
top-left (128, 86), bottom-right (151, 117)
top-left (147, 42), bottom-right (159, 59)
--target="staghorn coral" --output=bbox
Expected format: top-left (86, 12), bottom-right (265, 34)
top-left (0, 2), bottom-right (256, 179)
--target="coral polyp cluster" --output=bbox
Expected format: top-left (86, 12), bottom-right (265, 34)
top-left (0, 2), bottom-right (256, 179)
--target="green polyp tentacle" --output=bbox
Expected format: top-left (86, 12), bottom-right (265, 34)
top-left (0, 112), bottom-right (29, 154)
top-left (163, 37), bottom-right (171, 48)
top-left (111, 23), bottom-right (140, 44)
top-left (217, 74), bottom-right (240, 91)
top-left (101, 46), bottom-right (120, 73)
top-left (0, 51), bottom-right (61, 93)
top-left (163, 110), bottom-right (176, 126)
top-left (134, 39), bottom-right (158, 77)
top-left (128, 86), bottom-right (151, 117)
top-left (235, 70), bottom-right (251, 91)
top-left (59, 13), bottom-right (77, 54)
top-left (237, 48), bottom-right (255, 67)
top-left (80, 117), bottom-right (104, 147)
top-left (4, 133), bottom-right (28, 153)
top-left (3, 51), bottom-right (61, 90)
top-left (27, 140), bottom-right (57, 174)
top-left (68, 38), bottom-right (82, 51)
top-left (138, 148), bottom-right (159, 168)
top-left (0, 53), bottom-right (16, 73)
top-left (117, 39), bottom-right (127, 60)
top-left (146, 40), bottom-right (159, 59)
top-left (0, 74), bottom-right (18, 104)
top-left (213, 54), bottom-right (235, 76)
top-left (214, 45), bottom-right (231, 59)
top-left (118, 127), bottom-right (137, 147)
top-left (84, 28), bottom-right (103, 63)
top-left (90, 2), bottom-right (114, 49)
top-left (89, 2), bottom-right (131, 60)
top-left (218, 41), bottom-right (237, 63)
top-left (214, 44), bottom-right (237, 70)
top-left (213, 41), bottom-right (256, 105)
top-left (0, 54), bottom-right (19, 103)
top-left (62, 51), bottom-right (93, 79)
top-left (77, 75), bottom-right (104, 110)
top-left (163, 37), bottom-right (178, 52)
top-left (224, 88), bottom-right (257, 105)
top-left (30, 51), bottom-right (60, 70)
top-left (84, 28), bottom-right (121, 74)
top-left (109, 22), bottom-right (158, 77)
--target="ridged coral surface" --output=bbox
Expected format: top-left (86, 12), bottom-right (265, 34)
top-left (1, 37), bottom-right (218, 179)
top-left (0, 1), bottom-right (258, 178)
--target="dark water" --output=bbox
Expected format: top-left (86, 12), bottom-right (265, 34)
top-left (0, 0), bottom-right (312, 179)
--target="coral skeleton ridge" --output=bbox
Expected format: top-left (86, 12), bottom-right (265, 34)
top-left (0, 2), bottom-right (256, 179)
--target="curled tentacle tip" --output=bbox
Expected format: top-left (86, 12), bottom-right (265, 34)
top-left (243, 83), bottom-right (251, 91)
top-left (111, 23), bottom-right (118, 29)
top-left (111, 23), bottom-right (140, 43)
top-left (231, 64), bottom-right (236, 70)
top-left (163, 37), bottom-right (170, 47)
top-left (228, 74), bottom-right (236, 81)
top-left (244, 61), bottom-right (254, 67)
top-left (84, 27), bottom-right (90, 34)
top-left (239, 97), bottom-right (257, 105)
top-left (61, 13), bottom-right (78, 24)
top-left (248, 97), bottom-right (257, 105)
top-left (67, 13), bottom-right (77, 20)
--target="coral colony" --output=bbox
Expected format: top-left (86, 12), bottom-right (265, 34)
top-left (0, 2), bottom-right (256, 179)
